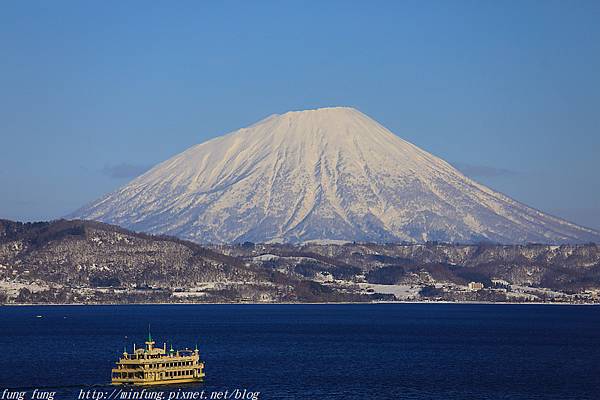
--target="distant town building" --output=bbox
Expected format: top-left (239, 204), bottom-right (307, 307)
top-left (468, 282), bottom-right (484, 291)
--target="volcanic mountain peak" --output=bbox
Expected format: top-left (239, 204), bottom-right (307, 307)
top-left (71, 107), bottom-right (600, 244)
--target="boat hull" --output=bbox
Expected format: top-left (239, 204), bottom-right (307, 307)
top-left (112, 377), bottom-right (204, 386)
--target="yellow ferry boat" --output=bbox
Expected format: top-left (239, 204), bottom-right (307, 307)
top-left (111, 331), bottom-right (205, 386)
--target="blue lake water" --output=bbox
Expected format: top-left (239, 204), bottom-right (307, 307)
top-left (0, 304), bottom-right (599, 399)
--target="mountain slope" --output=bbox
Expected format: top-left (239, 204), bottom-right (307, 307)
top-left (70, 107), bottom-right (600, 244)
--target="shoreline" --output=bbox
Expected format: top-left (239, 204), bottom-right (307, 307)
top-left (2, 300), bottom-right (599, 307)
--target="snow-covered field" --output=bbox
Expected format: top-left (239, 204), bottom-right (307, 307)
top-left (0, 279), bottom-right (51, 298)
top-left (358, 283), bottom-right (421, 300)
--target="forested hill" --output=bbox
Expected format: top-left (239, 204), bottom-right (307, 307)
top-left (1, 219), bottom-right (599, 304)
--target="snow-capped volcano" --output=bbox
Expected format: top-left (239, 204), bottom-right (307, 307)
top-left (71, 107), bottom-right (600, 244)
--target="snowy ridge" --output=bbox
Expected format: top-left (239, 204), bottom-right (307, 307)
top-left (70, 107), bottom-right (600, 244)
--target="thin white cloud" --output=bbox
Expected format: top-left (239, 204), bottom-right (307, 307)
top-left (101, 163), bottom-right (152, 179)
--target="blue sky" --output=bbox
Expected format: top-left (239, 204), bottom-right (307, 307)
top-left (1, 0), bottom-right (599, 229)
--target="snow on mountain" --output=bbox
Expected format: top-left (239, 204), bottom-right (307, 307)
top-left (70, 107), bottom-right (600, 244)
